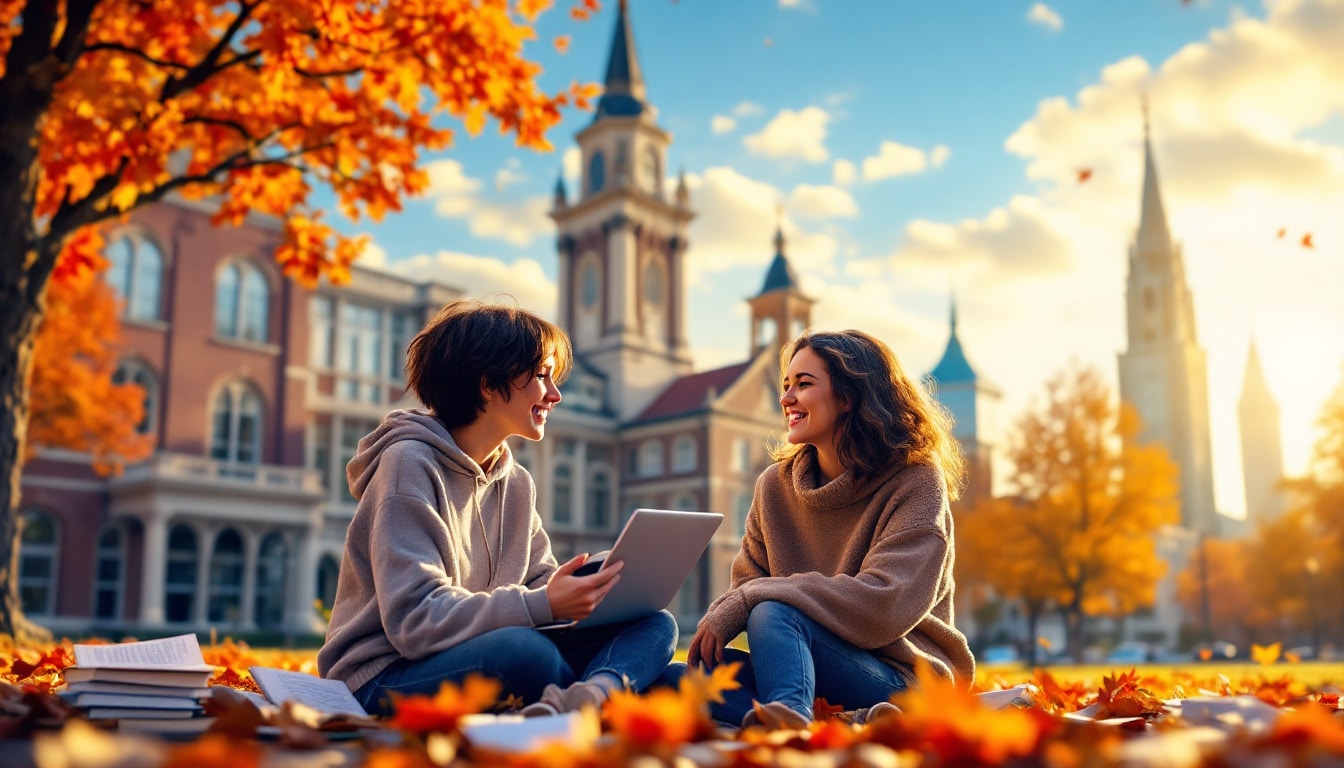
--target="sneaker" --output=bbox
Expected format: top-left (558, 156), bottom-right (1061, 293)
top-left (847, 701), bottom-right (901, 726)
top-left (519, 684), bottom-right (565, 718)
top-left (740, 701), bottom-right (811, 731)
top-left (519, 681), bottom-right (612, 717)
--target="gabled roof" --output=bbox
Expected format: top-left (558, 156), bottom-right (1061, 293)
top-left (635, 361), bottom-right (752, 422)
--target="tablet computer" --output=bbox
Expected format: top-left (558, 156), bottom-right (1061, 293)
top-left (537, 508), bottom-right (723, 631)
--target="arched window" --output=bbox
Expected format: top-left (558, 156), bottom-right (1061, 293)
top-left (18, 509), bottom-right (59, 616)
top-left (208, 528), bottom-right (245, 623)
top-left (638, 439), bottom-right (663, 477)
top-left (672, 435), bottom-right (696, 473)
top-left (553, 464), bottom-right (573, 525)
top-left (254, 532), bottom-right (288, 629)
top-left (586, 469), bottom-right (610, 529)
top-left (588, 151), bottom-right (606, 195)
top-left (210, 382), bottom-right (264, 464)
top-left (165, 524), bottom-right (197, 622)
top-left (317, 554), bottom-right (340, 611)
top-left (580, 259), bottom-right (601, 309)
top-left (104, 233), bottom-right (163, 321)
top-left (92, 524), bottom-right (126, 621)
top-left (641, 146), bottom-right (660, 195)
top-left (215, 261), bottom-right (270, 342)
top-left (112, 358), bottom-right (159, 435)
top-left (643, 261), bottom-right (665, 308)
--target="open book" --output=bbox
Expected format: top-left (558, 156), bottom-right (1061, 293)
top-left (248, 666), bottom-right (370, 720)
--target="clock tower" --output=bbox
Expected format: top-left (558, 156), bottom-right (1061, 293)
top-left (550, 0), bottom-right (695, 420)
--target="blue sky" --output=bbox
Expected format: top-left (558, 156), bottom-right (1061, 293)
top-left (334, 0), bottom-right (1344, 519)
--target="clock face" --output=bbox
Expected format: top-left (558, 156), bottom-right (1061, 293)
top-left (641, 147), bottom-right (660, 193)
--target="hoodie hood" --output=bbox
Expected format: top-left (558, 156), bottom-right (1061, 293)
top-left (346, 409), bottom-right (514, 501)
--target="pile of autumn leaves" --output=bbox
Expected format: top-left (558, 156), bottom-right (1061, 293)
top-left (2, 638), bottom-right (1343, 768)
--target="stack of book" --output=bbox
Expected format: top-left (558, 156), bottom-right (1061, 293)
top-left (61, 634), bottom-right (216, 733)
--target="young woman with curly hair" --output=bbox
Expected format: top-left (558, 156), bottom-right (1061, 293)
top-left (684, 329), bottom-right (973, 729)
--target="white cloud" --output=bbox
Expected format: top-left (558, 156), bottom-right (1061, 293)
top-left (680, 166), bottom-right (839, 283)
top-left (832, 159), bottom-right (857, 186)
top-left (743, 107), bottom-right (831, 163)
top-left (386, 252), bottom-right (557, 319)
top-left (733, 101), bottom-right (765, 118)
top-left (885, 0), bottom-right (1344, 515)
top-left (493, 166), bottom-right (527, 193)
top-left (358, 239), bottom-right (388, 268)
top-left (562, 147), bottom-right (581, 184)
top-left (787, 184), bottom-right (858, 219)
top-left (930, 145), bottom-right (951, 168)
top-left (711, 115), bottom-right (737, 135)
top-left (778, 0), bottom-right (801, 7)
top-left (862, 141), bottom-right (933, 180)
top-left (423, 159), bottom-right (552, 247)
top-left (1027, 3), bottom-right (1063, 32)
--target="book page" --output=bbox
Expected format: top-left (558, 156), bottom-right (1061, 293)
top-left (72, 634), bottom-right (214, 670)
top-left (249, 667), bottom-right (368, 718)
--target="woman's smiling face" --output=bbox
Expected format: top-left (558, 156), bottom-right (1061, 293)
top-left (780, 345), bottom-right (843, 448)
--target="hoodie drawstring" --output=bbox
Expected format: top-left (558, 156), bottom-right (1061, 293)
top-left (473, 476), bottom-right (496, 586)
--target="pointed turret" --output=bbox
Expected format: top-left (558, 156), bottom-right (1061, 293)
top-left (1137, 101), bottom-right (1172, 253)
top-left (1240, 338), bottom-right (1274, 404)
top-left (595, 0), bottom-right (649, 121)
top-left (929, 297), bottom-right (977, 385)
top-left (1238, 335), bottom-right (1287, 525)
top-left (758, 226), bottom-right (799, 295)
top-left (747, 225), bottom-right (814, 356)
top-left (675, 168), bottom-right (690, 208)
top-left (553, 171), bottom-right (568, 209)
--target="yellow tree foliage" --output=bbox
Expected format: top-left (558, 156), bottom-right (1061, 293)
top-left (27, 230), bottom-right (152, 475)
top-left (0, 0), bottom-right (596, 638)
top-left (1174, 536), bottom-right (1260, 646)
top-left (996, 365), bottom-right (1179, 659)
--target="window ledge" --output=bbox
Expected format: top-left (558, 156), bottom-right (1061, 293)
top-left (211, 335), bottom-right (282, 356)
top-left (123, 317), bottom-right (170, 332)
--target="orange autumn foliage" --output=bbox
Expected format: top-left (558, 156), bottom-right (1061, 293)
top-left (1, 0), bottom-right (598, 288)
top-left (27, 233), bottom-right (152, 475)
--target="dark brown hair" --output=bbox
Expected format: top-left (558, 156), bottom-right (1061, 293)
top-left (405, 299), bottom-right (573, 430)
top-left (770, 329), bottom-right (966, 498)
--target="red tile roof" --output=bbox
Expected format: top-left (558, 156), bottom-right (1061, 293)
top-left (635, 361), bottom-right (752, 421)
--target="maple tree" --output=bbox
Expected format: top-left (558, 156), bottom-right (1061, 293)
top-left (0, 0), bottom-right (596, 639)
top-left (27, 234), bottom-right (153, 474)
top-left (987, 365), bottom-right (1180, 661)
top-left (956, 495), bottom-right (1063, 664)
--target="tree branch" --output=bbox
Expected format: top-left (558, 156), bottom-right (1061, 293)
top-left (85, 42), bottom-right (192, 71)
top-left (51, 0), bottom-right (101, 66)
top-left (161, 0), bottom-right (262, 100)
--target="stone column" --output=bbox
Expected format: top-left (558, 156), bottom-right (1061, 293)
top-left (193, 524), bottom-right (214, 626)
top-left (290, 510), bottom-right (325, 634)
top-left (238, 529), bottom-right (258, 630)
top-left (137, 510), bottom-right (168, 626)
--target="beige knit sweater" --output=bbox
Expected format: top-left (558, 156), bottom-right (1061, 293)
top-left (700, 449), bottom-right (975, 684)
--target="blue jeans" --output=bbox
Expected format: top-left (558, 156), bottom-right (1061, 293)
top-left (356, 610), bottom-right (678, 716)
top-left (658, 601), bottom-right (909, 725)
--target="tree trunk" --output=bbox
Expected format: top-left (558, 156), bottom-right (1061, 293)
top-left (0, 22), bottom-right (65, 642)
top-left (1066, 604), bottom-right (1085, 664)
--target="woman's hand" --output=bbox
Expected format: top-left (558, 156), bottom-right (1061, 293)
top-left (546, 554), bottom-right (623, 621)
top-left (687, 624), bottom-right (725, 668)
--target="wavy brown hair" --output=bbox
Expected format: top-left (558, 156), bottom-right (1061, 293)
top-left (769, 329), bottom-right (966, 499)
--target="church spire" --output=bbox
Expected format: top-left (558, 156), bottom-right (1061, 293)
top-left (1240, 336), bottom-right (1275, 405)
top-left (1137, 97), bottom-right (1172, 252)
top-left (595, 0), bottom-right (648, 120)
top-left (758, 213), bottom-right (799, 295)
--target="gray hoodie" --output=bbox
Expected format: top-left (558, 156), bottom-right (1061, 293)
top-left (318, 410), bottom-right (558, 692)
